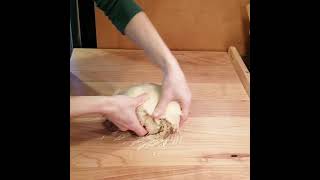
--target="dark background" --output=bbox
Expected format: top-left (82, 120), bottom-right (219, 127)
top-left (0, 0), bottom-right (318, 179)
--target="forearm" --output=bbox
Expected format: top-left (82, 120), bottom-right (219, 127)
top-left (124, 12), bottom-right (181, 75)
top-left (70, 96), bottom-right (113, 118)
top-left (95, 0), bottom-right (180, 74)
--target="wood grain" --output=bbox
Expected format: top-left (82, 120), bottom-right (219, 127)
top-left (247, 4), bottom-right (250, 21)
top-left (71, 165), bottom-right (249, 180)
top-left (70, 48), bottom-right (250, 179)
top-left (228, 46), bottom-right (250, 96)
top-left (94, 0), bottom-right (250, 56)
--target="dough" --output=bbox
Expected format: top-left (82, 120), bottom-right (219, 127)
top-left (117, 83), bottom-right (181, 137)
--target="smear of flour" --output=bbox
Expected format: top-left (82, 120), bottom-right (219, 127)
top-left (112, 88), bottom-right (122, 95)
top-left (108, 130), bottom-right (182, 150)
top-left (111, 131), bottom-right (132, 141)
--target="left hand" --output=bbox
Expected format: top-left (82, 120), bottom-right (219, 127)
top-left (152, 67), bottom-right (192, 127)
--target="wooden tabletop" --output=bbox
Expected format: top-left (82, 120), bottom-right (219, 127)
top-left (70, 48), bottom-right (250, 180)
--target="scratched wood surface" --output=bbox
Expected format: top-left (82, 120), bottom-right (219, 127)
top-left (70, 49), bottom-right (250, 180)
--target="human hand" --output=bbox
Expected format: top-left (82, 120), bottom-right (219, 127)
top-left (103, 94), bottom-right (149, 136)
top-left (152, 67), bottom-right (192, 127)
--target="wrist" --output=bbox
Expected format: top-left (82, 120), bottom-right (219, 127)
top-left (98, 96), bottom-right (117, 116)
top-left (70, 96), bottom-right (111, 118)
top-left (161, 54), bottom-right (182, 76)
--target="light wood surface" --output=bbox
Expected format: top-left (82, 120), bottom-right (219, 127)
top-left (247, 4), bottom-right (250, 21)
top-left (70, 48), bottom-right (250, 180)
top-left (228, 46), bottom-right (250, 96)
top-left (94, 0), bottom-right (250, 56)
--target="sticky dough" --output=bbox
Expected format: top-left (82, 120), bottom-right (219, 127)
top-left (117, 83), bottom-right (181, 137)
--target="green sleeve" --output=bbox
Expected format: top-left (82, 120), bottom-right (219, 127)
top-left (94, 0), bottom-right (142, 35)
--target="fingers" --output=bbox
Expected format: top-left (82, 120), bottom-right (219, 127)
top-left (113, 121), bottom-right (128, 131)
top-left (129, 117), bottom-right (148, 136)
top-left (152, 96), bottom-right (171, 119)
top-left (134, 93), bottom-right (149, 107)
top-left (179, 99), bottom-right (191, 127)
top-left (110, 93), bottom-right (149, 136)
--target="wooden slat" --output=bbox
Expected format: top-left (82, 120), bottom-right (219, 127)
top-left (70, 48), bottom-right (249, 180)
top-left (228, 47), bottom-right (250, 96)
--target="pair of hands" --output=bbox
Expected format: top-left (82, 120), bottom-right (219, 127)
top-left (104, 69), bottom-right (191, 136)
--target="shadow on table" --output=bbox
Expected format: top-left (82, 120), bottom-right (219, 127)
top-left (70, 72), bottom-right (99, 96)
top-left (70, 118), bottom-right (137, 148)
top-left (70, 72), bottom-right (138, 148)
top-left (71, 119), bottom-right (114, 145)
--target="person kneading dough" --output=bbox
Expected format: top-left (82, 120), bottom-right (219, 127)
top-left (70, 0), bottom-right (191, 136)
top-left (115, 83), bottom-right (181, 137)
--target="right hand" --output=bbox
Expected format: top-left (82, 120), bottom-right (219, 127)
top-left (103, 93), bottom-right (149, 136)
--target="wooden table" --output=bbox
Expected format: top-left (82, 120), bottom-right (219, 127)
top-left (70, 48), bottom-right (250, 180)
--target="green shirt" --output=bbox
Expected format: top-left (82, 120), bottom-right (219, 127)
top-left (94, 0), bottom-right (142, 35)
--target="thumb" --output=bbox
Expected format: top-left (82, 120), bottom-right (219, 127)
top-left (134, 93), bottom-right (149, 107)
top-left (152, 96), bottom-right (171, 119)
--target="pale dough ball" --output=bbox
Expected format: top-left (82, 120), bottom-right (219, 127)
top-left (117, 83), bottom-right (181, 137)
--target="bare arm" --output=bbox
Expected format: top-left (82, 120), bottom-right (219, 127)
top-left (91, 0), bottom-right (191, 126)
top-left (70, 96), bottom-right (108, 118)
top-left (124, 12), bottom-right (192, 125)
top-left (124, 12), bottom-right (179, 74)
top-left (70, 95), bottom-right (148, 136)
